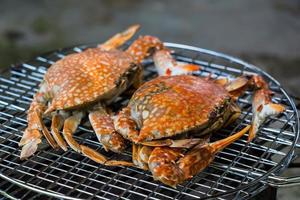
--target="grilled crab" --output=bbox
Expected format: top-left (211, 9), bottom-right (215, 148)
top-left (19, 25), bottom-right (164, 165)
top-left (112, 50), bottom-right (285, 187)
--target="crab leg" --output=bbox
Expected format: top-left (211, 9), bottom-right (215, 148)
top-left (224, 76), bottom-right (249, 94)
top-left (98, 24), bottom-right (140, 50)
top-left (132, 144), bottom-right (140, 167)
top-left (62, 112), bottom-right (83, 152)
top-left (141, 138), bottom-right (208, 148)
top-left (50, 113), bottom-right (68, 151)
top-left (61, 112), bottom-right (108, 164)
top-left (62, 112), bottom-right (132, 166)
top-left (104, 160), bottom-right (134, 167)
top-left (19, 90), bottom-right (57, 159)
top-left (132, 144), bottom-right (154, 170)
top-left (216, 76), bottom-right (250, 99)
top-left (81, 145), bottom-right (133, 167)
top-left (148, 125), bottom-right (250, 187)
top-left (89, 105), bottom-right (126, 153)
top-left (223, 102), bottom-right (241, 127)
top-left (37, 110), bottom-right (58, 149)
top-left (153, 49), bottom-right (200, 76)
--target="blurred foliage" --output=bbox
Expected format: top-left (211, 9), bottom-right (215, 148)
top-left (0, 30), bottom-right (26, 71)
top-left (273, 0), bottom-right (300, 15)
top-left (0, 27), bottom-right (65, 72)
top-left (31, 16), bottom-right (52, 34)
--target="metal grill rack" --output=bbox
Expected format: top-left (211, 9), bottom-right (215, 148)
top-left (0, 43), bottom-right (298, 199)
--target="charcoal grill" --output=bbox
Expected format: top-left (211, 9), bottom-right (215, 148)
top-left (0, 42), bottom-right (299, 199)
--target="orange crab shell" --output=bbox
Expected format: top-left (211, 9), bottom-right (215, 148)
top-left (44, 49), bottom-right (139, 113)
top-left (128, 75), bottom-right (231, 142)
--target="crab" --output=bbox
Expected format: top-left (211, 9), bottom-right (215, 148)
top-left (111, 50), bottom-right (285, 186)
top-left (19, 25), bottom-right (164, 166)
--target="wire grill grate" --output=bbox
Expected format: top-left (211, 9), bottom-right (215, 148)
top-left (0, 43), bottom-right (298, 199)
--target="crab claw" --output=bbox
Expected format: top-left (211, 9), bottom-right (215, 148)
top-left (98, 24), bottom-right (140, 50)
top-left (148, 125), bottom-right (250, 188)
top-left (248, 88), bottom-right (285, 142)
top-left (153, 49), bottom-right (200, 76)
top-left (218, 75), bottom-right (285, 142)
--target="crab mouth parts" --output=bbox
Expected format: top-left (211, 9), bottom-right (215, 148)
top-left (167, 102), bottom-right (234, 140)
top-left (193, 97), bottom-right (236, 136)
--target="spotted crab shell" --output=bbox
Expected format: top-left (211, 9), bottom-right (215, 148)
top-left (44, 48), bottom-right (137, 112)
top-left (128, 75), bottom-right (231, 141)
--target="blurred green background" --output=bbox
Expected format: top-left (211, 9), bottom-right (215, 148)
top-left (0, 0), bottom-right (299, 198)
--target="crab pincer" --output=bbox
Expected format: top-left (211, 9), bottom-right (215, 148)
top-left (214, 75), bottom-right (285, 142)
top-left (248, 76), bottom-right (285, 142)
top-left (148, 125), bottom-right (250, 187)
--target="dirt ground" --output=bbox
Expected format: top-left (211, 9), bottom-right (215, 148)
top-left (0, 0), bottom-right (299, 199)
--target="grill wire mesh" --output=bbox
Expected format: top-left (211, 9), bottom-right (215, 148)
top-left (0, 43), bottom-right (298, 200)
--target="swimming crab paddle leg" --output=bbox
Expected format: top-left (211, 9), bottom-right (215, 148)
top-left (19, 83), bottom-right (57, 159)
top-left (98, 24), bottom-right (140, 50)
top-left (214, 78), bottom-right (229, 86)
top-left (148, 125), bottom-right (250, 188)
top-left (89, 105), bottom-right (126, 153)
top-left (153, 49), bottom-right (200, 76)
top-left (220, 76), bottom-right (250, 99)
top-left (224, 76), bottom-right (249, 93)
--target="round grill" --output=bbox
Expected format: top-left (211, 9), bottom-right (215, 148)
top-left (0, 43), bottom-right (298, 199)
